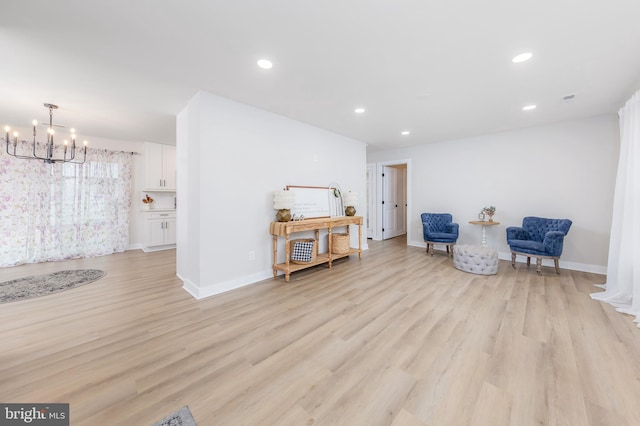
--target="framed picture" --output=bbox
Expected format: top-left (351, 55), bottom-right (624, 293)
top-left (286, 185), bottom-right (343, 218)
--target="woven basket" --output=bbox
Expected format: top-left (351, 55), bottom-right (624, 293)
top-left (289, 238), bottom-right (317, 264)
top-left (331, 233), bottom-right (350, 254)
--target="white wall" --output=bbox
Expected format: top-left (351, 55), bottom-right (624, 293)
top-left (367, 114), bottom-right (620, 273)
top-left (177, 91), bottom-right (368, 299)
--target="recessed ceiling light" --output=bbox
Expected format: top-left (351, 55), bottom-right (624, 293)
top-left (401, 131), bottom-right (410, 136)
top-left (522, 104), bottom-right (537, 111)
top-left (354, 107), bottom-right (366, 114)
top-left (512, 52), bottom-right (533, 63)
top-left (257, 59), bottom-right (273, 69)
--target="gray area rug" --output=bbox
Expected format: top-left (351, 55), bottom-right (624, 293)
top-left (152, 406), bottom-right (197, 426)
top-left (0, 269), bottom-right (106, 303)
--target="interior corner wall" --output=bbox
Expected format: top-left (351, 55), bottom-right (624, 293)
top-left (177, 91), bottom-right (367, 299)
top-left (367, 114), bottom-right (620, 273)
top-left (176, 99), bottom-right (201, 296)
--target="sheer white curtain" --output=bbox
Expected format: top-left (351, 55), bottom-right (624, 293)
top-left (591, 89), bottom-right (640, 327)
top-left (0, 143), bottom-right (133, 267)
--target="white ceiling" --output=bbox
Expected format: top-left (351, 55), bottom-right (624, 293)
top-left (1, 1), bottom-right (639, 150)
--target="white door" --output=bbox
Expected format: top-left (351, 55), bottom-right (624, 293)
top-left (382, 166), bottom-right (400, 239)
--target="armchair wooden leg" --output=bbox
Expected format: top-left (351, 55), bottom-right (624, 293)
top-left (511, 252), bottom-right (516, 268)
top-left (554, 258), bottom-right (560, 274)
top-left (426, 243), bottom-right (434, 256)
top-left (527, 257), bottom-right (531, 268)
top-left (536, 258), bottom-right (542, 275)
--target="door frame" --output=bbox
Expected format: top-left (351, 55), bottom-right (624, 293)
top-left (366, 163), bottom-right (376, 239)
top-left (372, 159), bottom-right (411, 241)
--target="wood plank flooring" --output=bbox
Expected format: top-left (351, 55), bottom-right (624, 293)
top-left (1, 237), bottom-right (639, 425)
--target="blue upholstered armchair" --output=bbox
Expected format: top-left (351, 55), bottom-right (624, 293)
top-left (506, 216), bottom-right (572, 274)
top-left (421, 213), bottom-right (459, 257)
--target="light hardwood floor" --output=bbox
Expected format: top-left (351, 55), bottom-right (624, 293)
top-left (1, 237), bottom-right (639, 425)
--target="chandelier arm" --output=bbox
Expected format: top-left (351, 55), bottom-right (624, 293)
top-left (30, 142), bottom-right (52, 161)
top-left (66, 145), bottom-right (76, 161)
top-left (64, 155), bottom-right (86, 164)
top-left (32, 140), bottom-right (44, 160)
top-left (61, 148), bottom-right (87, 164)
top-left (5, 142), bottom-right (45, 160)
top-left (14, 155), bottom-right (47, 161)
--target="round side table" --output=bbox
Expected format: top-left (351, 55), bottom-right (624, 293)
top-left (469, 220), bottom-right (501, 247)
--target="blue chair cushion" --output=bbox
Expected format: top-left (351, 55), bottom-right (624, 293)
top-left (425, 232), bottom-right (457, 243)
top-left (507, 239), bottom-right (545, 255)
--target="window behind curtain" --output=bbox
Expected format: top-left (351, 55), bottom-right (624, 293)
top-left (0, 143), bottom-right (133, 267)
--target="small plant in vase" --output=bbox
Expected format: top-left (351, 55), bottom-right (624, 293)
top-left (142, 194), bottom-right (154, 210)
top-left (482, 206), bottom-right (496, 222)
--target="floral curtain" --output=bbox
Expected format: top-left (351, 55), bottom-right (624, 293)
top-left (0, 141), bottom-right (132, 267)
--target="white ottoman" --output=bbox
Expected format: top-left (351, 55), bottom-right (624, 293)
top-left (453, 244), bottom-right (498, 275)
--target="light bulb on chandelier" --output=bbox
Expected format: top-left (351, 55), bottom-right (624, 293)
top-left (4, 103), bottom-right (87, 164)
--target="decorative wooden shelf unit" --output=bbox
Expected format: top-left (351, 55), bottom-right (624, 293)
top-left (270, 216), bottom-right (362, 282)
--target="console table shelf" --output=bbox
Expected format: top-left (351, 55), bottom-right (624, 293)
top-left (270, 216), bottom-right (362, 282)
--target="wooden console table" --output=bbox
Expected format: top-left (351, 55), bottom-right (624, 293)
top-left (270, 216), bottom-right (362, 282)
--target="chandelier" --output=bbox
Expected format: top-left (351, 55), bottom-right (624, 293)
top-left (4, 103), bottom-right (87, 164)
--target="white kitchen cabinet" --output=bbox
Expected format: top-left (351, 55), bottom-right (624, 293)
top-left (143, 210), bottom-right (176, 251)
top-left (144, 143), bottom-right (176, 191)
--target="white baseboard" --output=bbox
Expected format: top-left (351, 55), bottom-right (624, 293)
top-left (178, 274), bottom-right (200, 299)
top-left (126, 243), bottom-right (143, 251)
top-left (141, 244), bottom-right (176, 253)
top-left (177, 270), bottom-right (274, 300)
top-left (407, 239), bottom-right (606, 275)
top-left (176, 246), bottom-right (369, 300)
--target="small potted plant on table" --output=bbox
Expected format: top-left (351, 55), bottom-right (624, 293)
top-left (482, 206), bottom-right (496, 222)
top-left (142, 194), bottom-right (154, 210)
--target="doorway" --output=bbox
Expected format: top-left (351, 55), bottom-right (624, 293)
top-left (367, 160), bottom-right (410, 241)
